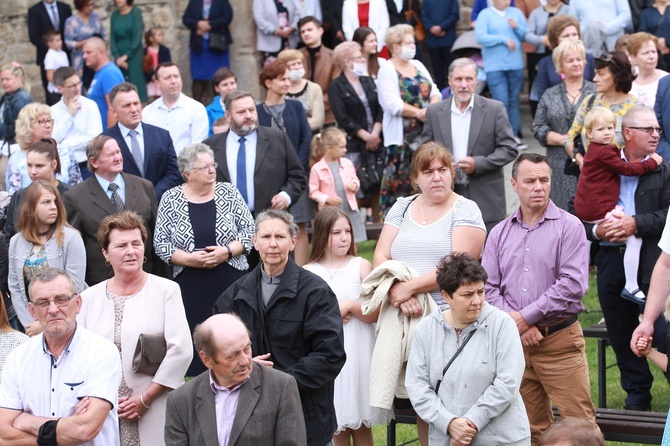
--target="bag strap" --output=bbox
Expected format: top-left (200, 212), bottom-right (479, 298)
top-left (435, 329), bottom-right (477, 394)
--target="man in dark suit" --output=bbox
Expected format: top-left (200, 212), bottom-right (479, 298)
top-left (164, 313), bottom-right (307, 446)
top-left (63, 134), bottom-right (167, 286)
top-left (421, 58), bottom-right (518, 232)
top-left (28, 0), bottom-right (72, 101)
top-left (655, 74), bottom-right (670, 160)
top-left (103, 82), bottom-right (181, 201)
top-left (203, 90), bottom-right (306, 216)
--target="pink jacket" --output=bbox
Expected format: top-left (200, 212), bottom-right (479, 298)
top-left (309, 157), bottom-right (360, 211)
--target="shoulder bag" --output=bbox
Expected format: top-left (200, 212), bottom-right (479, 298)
top-left (434, 329), bottom-right (477, 394)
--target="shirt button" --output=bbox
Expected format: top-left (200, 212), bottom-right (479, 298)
top-left (524, 268), bottom-right (528, 272)
top-left (526, 248), bottom-right (530, 251)
top-left (52, 412), bottom-right (55, 416)
top-left (53, 365), bottom-right (57, 368)
top-left (52, 389), bottom-right (54, 392)
top-left (523, 288), bottom-right (527, 292)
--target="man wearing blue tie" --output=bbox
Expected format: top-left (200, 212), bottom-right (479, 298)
top-left (203, 90), bottom-right (306, 268)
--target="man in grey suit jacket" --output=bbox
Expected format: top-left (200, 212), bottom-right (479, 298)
top-left (165, 313), bottom-right (306, 446)
top-left (421, 58), bottom-right (518, 232)
top-left (63, 134), bottom-right (167, 286)
top-left (202, 90), bottom-right (306, 217)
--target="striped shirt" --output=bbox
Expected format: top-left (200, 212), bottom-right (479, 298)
top-left (387, 195), bottom-right (485, 305)
top-left (482, 200), bottom-right (588, 327)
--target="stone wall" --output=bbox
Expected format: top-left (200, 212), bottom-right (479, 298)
top-left (0, 0), bottom-right (476, 103)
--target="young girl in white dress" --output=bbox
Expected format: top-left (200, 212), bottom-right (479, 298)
top-left (303, 207), bottom-right (391, 446)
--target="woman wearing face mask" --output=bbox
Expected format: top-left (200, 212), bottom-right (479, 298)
top-left (377, 24), bottom-right (441, 219)
top-left (278, 49), bottom-right (325, 132)
top-left (329, 41), bottom-right (383, 222)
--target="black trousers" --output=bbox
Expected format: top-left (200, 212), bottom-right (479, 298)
top-left (594, 245), bottom-right (669, 407)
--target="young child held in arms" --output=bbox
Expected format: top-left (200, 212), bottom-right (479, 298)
top-left (309, 127), bottom-right (367, 243)
top-left (574, 106), bottom-right (663, 304)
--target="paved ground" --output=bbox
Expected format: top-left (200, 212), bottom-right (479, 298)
top-left (504, 94), bottom-right (546, 216)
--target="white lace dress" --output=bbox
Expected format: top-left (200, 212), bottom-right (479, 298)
top-left (304, 256), bottom-right (392, 433)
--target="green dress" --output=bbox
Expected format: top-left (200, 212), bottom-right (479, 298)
top-left (110, 6), bottom-right (147, 102)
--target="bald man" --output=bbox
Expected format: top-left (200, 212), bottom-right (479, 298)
top-left (83, 37), bottom-right (124, 129)
top-left (164, 314), bottom-right (306, 446)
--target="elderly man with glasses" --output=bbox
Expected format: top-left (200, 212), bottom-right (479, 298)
top-left (0, 268), bottom-right (122, 445)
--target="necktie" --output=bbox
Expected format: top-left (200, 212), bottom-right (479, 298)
top-left (237, 137), bottom-right (248, 203)
top-left (128, 130), bottom-right (144, 176)
top-left (49, 3), bottom-right (59, 30)
top-left (108, 182), bottom-right (124, 213)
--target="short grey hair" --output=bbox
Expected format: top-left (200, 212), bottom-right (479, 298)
top-left (223, 90), bottom-right (254, 114)
top-left (178, 143), bottom-right (215, 177)
top-left (622, 105), bottom-right (656, 129)
top-left (28, 267), bottom-right (79, 300)
top-left (448, 58), bottom-right (478, 79)
top-left (255, 209), bottom-right (298, 238)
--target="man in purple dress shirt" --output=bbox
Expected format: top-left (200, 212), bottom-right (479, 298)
top-left (482, 153), bottom-right (597, 443)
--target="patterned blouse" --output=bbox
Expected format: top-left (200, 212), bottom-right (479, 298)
top-left (567, 93), bottom-right (641, 149)
top-left (64, 13), bottom-right (107, 78)
top-left (154, 182), bottom-right (255, 277)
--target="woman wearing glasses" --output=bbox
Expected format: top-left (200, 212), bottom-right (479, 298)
top-left (565, 51), bottom-right (640, 169)
top-left (7, 103), bottom-right (81, 195)
top-left (154, 143), bottom-right (254, 376)
top-left (8, 180), bottom-right (86, 335)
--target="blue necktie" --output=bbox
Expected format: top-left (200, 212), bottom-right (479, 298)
top-left (237, 137), bottom-right (248, 203)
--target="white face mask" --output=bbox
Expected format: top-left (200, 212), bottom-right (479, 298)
top-left (351, 62), bottom-right (367, 77)
top-left (400, 45), bottom-right (416, 61)
top-left (288, 68), bottom-right (306, 82)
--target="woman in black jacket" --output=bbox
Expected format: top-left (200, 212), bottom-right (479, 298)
top-left (329, 41), bottom-right (383, 222)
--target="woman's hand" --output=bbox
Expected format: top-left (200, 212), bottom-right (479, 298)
top-left (118, 394), bottom-right (148, 421)
top-left (196, 20), bottom-right (211, 35)
top-left (326, 196), bottom-right (343, 206)
top-left (339, 301), bottom-right (354, 323)
top-left (507, 39), bottom-right (516, 52)
top-left (388, 280), bottom-right (416, 308)
top-left (448, 417), bottom-right (478, 445)
top-left (26, 322), bottom-right (43, 337)
top-left (365, 133), bottom-right (381, 151)
top-left (115, 55), bottom-right (128, 70)
top-left (201, 246), bottom-right (228, 268)
top-left (346, 182), bottom-right (359, 193)
top-left (253, 353), bottom-right (274, 368)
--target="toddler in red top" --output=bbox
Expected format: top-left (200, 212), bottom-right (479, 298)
top-left (575, 107), bottom-right (662, 303)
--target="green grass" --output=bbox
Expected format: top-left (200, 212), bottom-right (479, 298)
top-left (355, 240), bottom-right (669, 445)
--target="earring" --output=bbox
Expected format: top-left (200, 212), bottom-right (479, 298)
top-left (143, 256), bottom-right (147, 264)
top-left (104, 260), bottom-right (110, 267)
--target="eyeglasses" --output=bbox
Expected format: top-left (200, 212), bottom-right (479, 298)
top-left (34, 118), bottom-right (54, 127)
top-left (31, 293), bottom-right (77, 309)
top-left (628, 126), bottom-right (663, 135)
top-left (191, 162), bottom-right (218, 172)
top-left (62, 81), bottom-right (82, 89)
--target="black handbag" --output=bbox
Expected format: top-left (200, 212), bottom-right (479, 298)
top-left (563, 94), bottom-right (597, 177)
top-left (208, 32), bottom-right (228, 52)
top-left (357, 148), bottom-right (385, 194)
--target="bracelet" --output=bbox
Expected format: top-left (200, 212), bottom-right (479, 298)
top-left (37, 419), bottom-right (59, 446)
top-left (140, 392), bottom-right (151, 410)
top-left (226, 245), bottom-right (233, 259)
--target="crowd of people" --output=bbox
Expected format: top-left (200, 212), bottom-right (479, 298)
top-left (2, 0), bottom-right (670, 445)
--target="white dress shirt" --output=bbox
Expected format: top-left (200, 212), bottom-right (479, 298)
top-left (0, 326), bottom-right (122, 446)
top-left (142, 93), bottom-right (208, 156)
top-left (51, 95), bottom-right (103, 163)
top-left (450, 94), bottom-right (475, 162)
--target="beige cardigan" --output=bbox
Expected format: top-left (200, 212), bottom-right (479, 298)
top-left (77, 274), bottom-right (193, 446)
top-left (360, 260), bottom-right (437, 410)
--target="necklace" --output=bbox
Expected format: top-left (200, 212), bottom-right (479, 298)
top-left (113, 273), bottom-right (145, 296)
top-left (321, 256), bottom-right (349, 280)
top-left (419, 197), bottom-right (442, 224)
